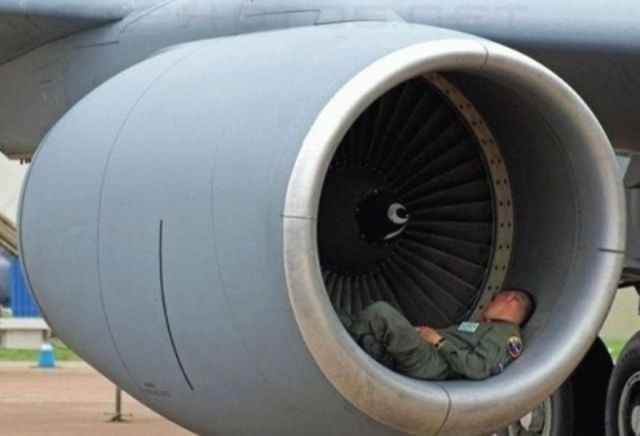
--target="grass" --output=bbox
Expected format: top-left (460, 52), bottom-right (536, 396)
top-left (603, 337), bottom-right (627, 362)
top-left (0, 337), bottom-right (630, 363)
top-left (0, 340), bottom-right (80, 362)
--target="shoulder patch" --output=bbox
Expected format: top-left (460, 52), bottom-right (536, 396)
top-left (508, 336), bottom-right (523, 358)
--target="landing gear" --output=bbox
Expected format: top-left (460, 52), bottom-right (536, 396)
top-left (498, 381), bottom-right (573, 435)
top-left (606, 332), bottom-right (640, 435)
top-left (499, 338), bottom-right (612, 435)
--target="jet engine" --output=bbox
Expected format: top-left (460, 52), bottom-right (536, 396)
top-left (19, 22), bottom-right (624, 435)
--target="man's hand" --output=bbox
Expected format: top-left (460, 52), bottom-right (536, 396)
top-left (415, 326), bottom-right (443, 345)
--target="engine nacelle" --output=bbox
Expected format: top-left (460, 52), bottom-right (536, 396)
top-left (19, 22), bottom-right (624, 435)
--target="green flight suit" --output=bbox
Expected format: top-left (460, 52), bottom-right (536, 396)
top-left (340, 301), bottom-right (523, 380)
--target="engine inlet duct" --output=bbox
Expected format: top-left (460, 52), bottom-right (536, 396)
top-left (20, 23), bottom-right (624, 435)
top-left (319, 75), bottom-right (513, 327)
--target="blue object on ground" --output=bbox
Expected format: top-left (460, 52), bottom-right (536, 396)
top-left (38, 343), bottom-right (55, 368)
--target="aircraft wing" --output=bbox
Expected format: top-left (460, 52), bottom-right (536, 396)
top-left (0, 0), bottom-right (136, 64)
top-left (394, 0), bottom-right (640, 52)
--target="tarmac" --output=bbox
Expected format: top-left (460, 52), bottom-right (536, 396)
top-left (0, 361), bottom-right (192, 435)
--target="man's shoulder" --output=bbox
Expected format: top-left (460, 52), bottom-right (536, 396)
top-left (486, 322), bottom-right (523, 355)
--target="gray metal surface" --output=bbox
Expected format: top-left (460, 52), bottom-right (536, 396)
top-left (0, 0), bottom-right (129, 65)
top-left (621, 156), bottom-right (640, 282)
top-left (20, 19), bottom-right (625, 436)
top-left (0, 0), bottom-right (402, 158)
top-left (4, 0), bottom-right (640, 159)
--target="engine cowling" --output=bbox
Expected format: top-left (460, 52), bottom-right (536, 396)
top-left (19, 22), bottom-right (624, 435)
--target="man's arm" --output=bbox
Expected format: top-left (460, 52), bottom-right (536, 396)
top-left (416, 325), bottom-right (510, 380)
top-left (416, 326), bottom-right (445, 347)
top-left (436, 335), bottom-right (505, 380)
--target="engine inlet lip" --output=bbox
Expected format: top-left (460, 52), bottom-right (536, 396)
top-left (283, 38), bottom-right (624, 435)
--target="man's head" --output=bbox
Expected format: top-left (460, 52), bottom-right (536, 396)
top-left (482, 289), bottom-right (535, 326)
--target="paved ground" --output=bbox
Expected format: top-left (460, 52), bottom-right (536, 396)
top-left (0, 362), bottom-right (192, 436)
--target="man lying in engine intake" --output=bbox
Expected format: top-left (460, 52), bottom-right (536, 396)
top-left (337, 289), bottom-right (535, 380)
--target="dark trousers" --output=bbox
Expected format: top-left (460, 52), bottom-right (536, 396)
top-left (338, 302), bottom-right (450, 380)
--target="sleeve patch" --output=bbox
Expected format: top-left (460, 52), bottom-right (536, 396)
top-left (508, 336), bottom-right (523, 358)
